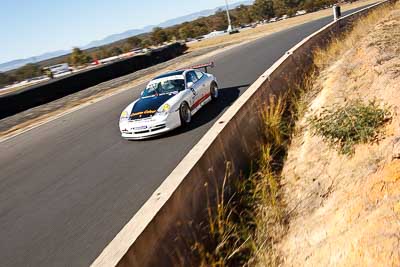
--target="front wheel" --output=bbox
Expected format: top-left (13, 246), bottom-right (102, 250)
top-left (180, 102), bottom-right (191, 126)
top-left (210, 83), bottom-right (219, 100)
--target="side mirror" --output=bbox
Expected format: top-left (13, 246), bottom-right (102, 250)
top-left (140, 90), bottom-right (144, 97)
top-left (186, 81), bottom-right (194, 88)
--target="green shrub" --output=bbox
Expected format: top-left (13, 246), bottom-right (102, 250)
top-left (308, 99), bottom-right (391, 155)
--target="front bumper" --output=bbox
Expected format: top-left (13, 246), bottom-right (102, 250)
top-left (119, 112), bottom-right (181, 140)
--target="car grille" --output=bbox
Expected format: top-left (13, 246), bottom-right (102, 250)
top-left (133, 124), bottom-right (166, 134)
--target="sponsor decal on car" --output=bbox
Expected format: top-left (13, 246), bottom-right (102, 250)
top-left (133, 125), bottom-right (148, 130)
top-left (130, 109), bottom-right (157, 118)
top-left (191, 93), bottom-right (211, 110)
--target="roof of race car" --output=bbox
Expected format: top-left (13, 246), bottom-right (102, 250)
top-left (153, 70), bottom-right (185, 80)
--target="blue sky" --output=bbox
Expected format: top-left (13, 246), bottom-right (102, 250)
top-left (0, 0), bottom-right (223, 64)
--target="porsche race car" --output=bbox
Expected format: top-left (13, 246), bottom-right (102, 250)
top-left (119, 62), bottom-right (218, 140)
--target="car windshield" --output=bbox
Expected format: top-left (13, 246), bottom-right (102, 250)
top-left (142, 78), bottom-right (185, 97)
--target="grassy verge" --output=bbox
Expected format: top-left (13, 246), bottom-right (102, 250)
top-left (313, 0), bottom-right (392, 69)
top-left (191, 87), bottom-right (311, 266)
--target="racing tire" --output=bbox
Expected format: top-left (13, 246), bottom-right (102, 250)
top-left (210, 82), bottom-right (219, 100)
top-left (180, 102), bottom-right (191, 126)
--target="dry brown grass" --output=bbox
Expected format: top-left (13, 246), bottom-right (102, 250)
top-left (189, 2), bottom-right (399, 266)
top-left (313, 0), bottom-right (393, 69)
top-left (188, 0), bottom-right (380, 52)
top-left (190, 93), bottom-right (295, 267)
top-left (278, 1), bottom-right (400, 266)
top-left (190, 2), bottom-right (399, 267)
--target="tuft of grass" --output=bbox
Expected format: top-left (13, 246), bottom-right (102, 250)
top-left (248, 145), bottom-right (287, 267)
top-left (308, 99), bottom-right (391, 155)
top-left (261, 95), bottom-right (289, 148)
top-left (191, 93), bottom-right (294, 267)
top-left (192, 163), bottom-right (255, 267)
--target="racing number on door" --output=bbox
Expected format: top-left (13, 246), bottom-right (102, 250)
top-left (194, 70), bottom-right (206, 99)
top-left (186, 71), bottom-right (201, 108)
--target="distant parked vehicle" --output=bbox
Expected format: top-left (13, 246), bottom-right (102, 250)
top-left (229, 28), bottom-right (240, 34)
top-left (296, 10), bottom-right (307, 16)
top-left (43, 63), bottom-right (71, 76)
top-left (29, 75), bottom-right (48, 81)
top-left (185, 38), bottom-right (198, 43)
top-left (99, 56), bottom-right (120, 64)
top-left (131, 48), bottom-right (144, 54)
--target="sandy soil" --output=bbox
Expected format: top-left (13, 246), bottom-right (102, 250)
top-left (279, 2), bottom-right (400, 266)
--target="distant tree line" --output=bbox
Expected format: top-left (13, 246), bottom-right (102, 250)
top-left (146, 0), bottom-right (338, 43)
top-left (0, 63), bottom-right (42, 88)
top-left (1, 0), bottom-right (341, 88)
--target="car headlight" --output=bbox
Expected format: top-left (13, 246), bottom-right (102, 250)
top-left (156, 104), bottom-right (171, 116)
top-left (161, 104), bottom-right (171, 112)
top-left (120, 111), bottom-right (129, 121)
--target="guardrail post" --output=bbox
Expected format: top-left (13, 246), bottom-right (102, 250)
top-left (333, 4), bottom-right (341, 21)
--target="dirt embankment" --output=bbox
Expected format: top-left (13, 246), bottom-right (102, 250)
top-left (278, 2), bottom-right (400, 266)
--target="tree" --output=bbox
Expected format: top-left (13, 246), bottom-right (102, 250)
top-left (272, 0), bottom-right (292, 17)
top-left (122, 43), bottom-right (133, 53)
top-left (166, 28), bottom-right (179, 41)
top-left (107, 46), bottom-right (123, 57)
top-left (235, 5), bottom-right (254, 25)
top-left (213, 9), bottom-right (229, 31)
top-left (151, 27), bottom-right (169, 45)
top-left (15, 63), bottom-right (42, 80)
top-left (69, 47), bottom-right (92, 66)
top-left (92, 47), bottom-right (111, 60)
top-left (126, 36), bottom-right (142, 48)
top-left (302, 0), bottom-right (317, 11)
top-left (141, 39), bottom-right (152, 48)
top-left (179, 25), bottom-right (195, 40)
top-left (251, 0), bottom-right (275, 20)
top-left (0, 72), bottom-right (16, 88)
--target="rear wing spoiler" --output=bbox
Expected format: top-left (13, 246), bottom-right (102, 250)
top-left (189, 62), bottom-right (215, 73)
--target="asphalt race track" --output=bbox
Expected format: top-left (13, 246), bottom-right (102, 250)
top-left (0, 6), bottom-right (370, 267)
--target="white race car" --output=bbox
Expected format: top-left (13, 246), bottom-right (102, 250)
top-left (119, 63), bottom-right (219, 140)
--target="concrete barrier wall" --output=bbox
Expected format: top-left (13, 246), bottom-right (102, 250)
top-left (0, 43), bottom-right (186, 120)
top-left (91, 2), bottom-right (390, 266)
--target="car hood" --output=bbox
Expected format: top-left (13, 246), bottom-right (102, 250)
top-left (130, 94), bottom-right (175, 120)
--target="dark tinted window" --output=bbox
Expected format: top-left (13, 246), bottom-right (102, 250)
top-left (195, 71), bottom-right (204, 80)
top-left (154, 70), bottom-right (184, 80)
top-left (186, 71), bottom-right (198, 84)
top-left (143, 79), bottom-right (185, 97)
